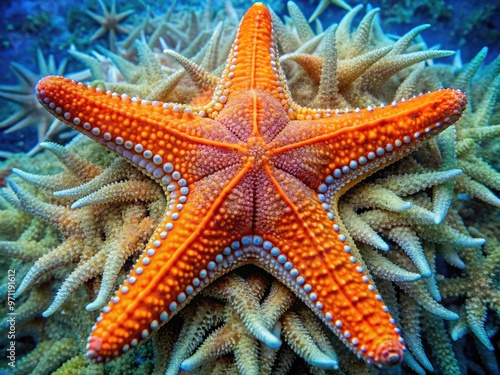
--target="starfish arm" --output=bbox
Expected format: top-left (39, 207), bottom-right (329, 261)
top-left (3, 115), bottom-right (41, 134)
top-left (85, 10), bottom-right (106, 25)
top-left (36, 76), bottom-right (244, 184)
top-left (271, 89), bottom-right (467, 190)
top-left (0, 91), bottom-right (37, 105)
top-left (257, 164), bottom-right (404, 365)
top-left (84, 161), bottom-right (257, 361)
top-left (4, 62), bottom-right (40, 90)
top-left (99, 0), bottom-right (110, 17)
top-left (116, 9), bottom-right (134, 23)
top-left (211, 3), bottom-right (292, 117)
top-left (115, 25), bottom-right (131, 35)
top-left (0, 111), bottom-right (30, 129)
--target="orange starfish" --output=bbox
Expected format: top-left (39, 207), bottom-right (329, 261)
top-left (35, 3), bottom-right (467, 368)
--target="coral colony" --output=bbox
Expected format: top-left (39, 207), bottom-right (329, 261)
top-left (0, 1), bottom-right (499, 374)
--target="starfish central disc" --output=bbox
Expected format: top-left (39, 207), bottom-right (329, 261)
top-left (246, 136), bottom-right (269, 165)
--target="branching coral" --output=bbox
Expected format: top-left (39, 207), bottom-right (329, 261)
top-left (6, 140), bottom-right (164, 317)
top-left (0, 1), bottom-right (499, 375)
top-left (0, 0), bottom-right (236, 157)
top-left (0, 50), bottom-right (90, 156)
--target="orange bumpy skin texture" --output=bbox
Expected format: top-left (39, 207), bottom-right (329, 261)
top-left (35, 2), bottom-right (467, 367)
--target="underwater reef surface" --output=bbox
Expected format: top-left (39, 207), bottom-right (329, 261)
top-left (0, 0), bottom-right (499, 374)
